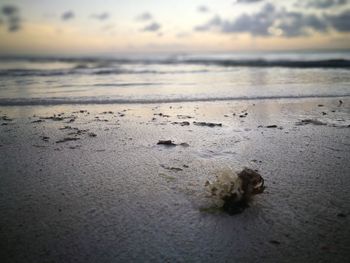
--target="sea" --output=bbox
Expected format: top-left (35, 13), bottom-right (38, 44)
top-left (0, 51), bottom-right (349, 106)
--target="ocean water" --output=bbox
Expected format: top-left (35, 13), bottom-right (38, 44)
top-left (0, 51), bottom-right (349, 105)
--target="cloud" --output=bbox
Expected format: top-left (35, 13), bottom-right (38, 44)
top-left (136, 12), bottom-right (161, 33)
top-left (300, 0), bottom-right (348, 9)
top-left (276, 12), bottom-right (327, 37)
top-left (198, 5), bottom-right (210, 13)
top-left (142, 22), bottom-right (161, 32)
top-left (221, 3), bottom-right (276, 36)
top-left (234, 0), bottom-right (265, 3)
top-left (1, 5), bottom-right (21, 32)
top-left (195, 3), bottom-right (330, 37)
top-left (2, 5), bottom-right (18, 16)
top-left (91, 12), bottom-right (109, 21)
top-left (61, 11), bottom-right (74, 21)
top-left (8, 16), bottom-right (21, 26)
top-left (136, 12), bottom-right (152, 21)
top-left (194, 15), bottom-right (221, 31)
top-left (326, 9), bottom-right (350, 31)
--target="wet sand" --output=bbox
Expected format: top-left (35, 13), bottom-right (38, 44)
top-left (0, 98), bottom-right (350, 262)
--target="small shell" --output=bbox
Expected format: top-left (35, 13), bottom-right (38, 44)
top-left (206, 168), bottom-right (243, 207)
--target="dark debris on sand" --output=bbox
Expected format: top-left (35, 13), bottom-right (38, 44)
top-left (160, 164), bottom-right (183, 172)
top-left (31, 119), bottom-right (44, 123)
top-left (154, 113), bottom-right (170, 118)
top-left (337, 213), bottom-right (347, 218)
top-left (193, 121), bottom-right (222, 127)
top-left (1, 116), bottom-right (13, 121)
top-left (157, 140), bottom-right (177, 146)
top-left (257, 125), bottom-right (283, 129)
top-left (157, 140), bottom-right (190, 147)
top-left (296, 119), bottom-right (327, 126)
top-left (72, 110), bottom-right (88, 114)
top-left (239, 113), bottom-right (248, 118)
top-left (41, 136), bottom-right (50, 142)
top-left (56, 137), bottom-right (81, 143)
top-left (269, 240), bottom-right (281, 245)
top-left (177, 115), bottom-right (193, 119)
top-left (171, 121), bottom-right (190, 126)
top-left (40, 114), bottom-right (76, 122)
top-left (88, 132), bottom-right (97, 137)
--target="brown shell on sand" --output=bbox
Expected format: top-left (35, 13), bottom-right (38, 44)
top-left (224, 168), bottom-right (265, 214)
top-left (207, 167), bottom-right (265, 215)
top-left (238, 168), bottom-right (265, 197)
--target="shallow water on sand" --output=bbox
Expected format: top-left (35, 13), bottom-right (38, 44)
top-left (0, 52), bottom-right (350, 105)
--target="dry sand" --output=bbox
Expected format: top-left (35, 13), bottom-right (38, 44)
top-left (0, 98), bottom-right (349, 262)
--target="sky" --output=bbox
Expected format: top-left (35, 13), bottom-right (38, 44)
top-left (0, 0), bottom-right (350, 55)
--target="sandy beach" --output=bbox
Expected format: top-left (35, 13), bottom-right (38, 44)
top-left (0, 97), bottom-right (349, 262)
top-left (2, 0), bottom-right (350, 261)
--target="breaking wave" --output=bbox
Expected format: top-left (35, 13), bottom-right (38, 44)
top-left (1, 56), bottom-right (350, 77)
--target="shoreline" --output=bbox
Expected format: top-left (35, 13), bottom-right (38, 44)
top-left (0, 94), bottom-right (350, 107)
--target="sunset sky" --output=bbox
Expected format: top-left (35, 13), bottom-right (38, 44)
top-left (0, 0), bottom-right (350, 55)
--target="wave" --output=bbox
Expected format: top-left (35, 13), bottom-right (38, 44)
top-left (0, 68), bottom-right (210, 77)
top-left (184, 59), bottom-right (350, 68)
top-left (0, 59), bottom-right (348, 77)
top-left (92, 83), bottom-right (167, 87)
top-left (0, 94), bottom-right (348, 106)
top-left (0, 68), bottom-right (126, 77)
top-left (1, 56), bottom-right (350, 77)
